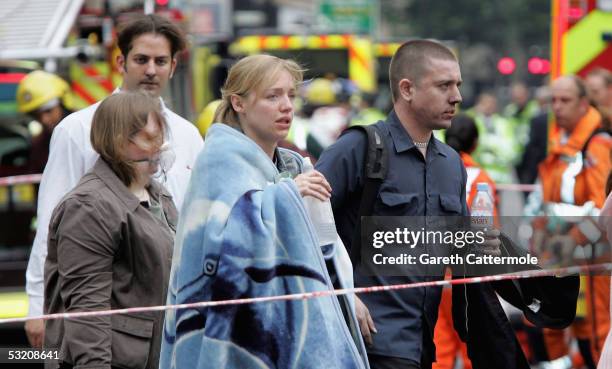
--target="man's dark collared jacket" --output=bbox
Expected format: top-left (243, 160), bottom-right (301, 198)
top-left (316, 111), bottom-right (579, 369)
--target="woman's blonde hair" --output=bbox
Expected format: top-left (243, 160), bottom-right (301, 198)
top-left (91, 91), bottom-right (167, 185)
top-left (213, 54), bottom-right (304, 128)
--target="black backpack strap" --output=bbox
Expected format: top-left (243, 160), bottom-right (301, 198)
top-left (340, 123), bottom-right (388, 263)
top-left (581, 127), bottom-right (610, 158)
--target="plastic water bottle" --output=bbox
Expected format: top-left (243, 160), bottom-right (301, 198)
top-left (471, 182), bottom-right (494, 230)
top-left (302, 157), bottom-right (337, 246)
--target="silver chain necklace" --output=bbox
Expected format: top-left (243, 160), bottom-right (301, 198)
top-left (414, 141), bottom-right (428, 148)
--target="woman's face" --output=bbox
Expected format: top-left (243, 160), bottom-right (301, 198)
top-left (125, 113), bottom-right (164, 181)
top-left (235, 69), bottom-right (296, 151)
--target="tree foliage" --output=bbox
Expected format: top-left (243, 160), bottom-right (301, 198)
top-left (381, 0), bottom-right (550, 55)
top-left (380, 0), bottom-right (551, 84)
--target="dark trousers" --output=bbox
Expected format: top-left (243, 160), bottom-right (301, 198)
top-left (369, 354), bottom-right (422, 369)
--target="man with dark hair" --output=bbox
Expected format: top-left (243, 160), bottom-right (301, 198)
top-left (117, 14), bottom-right (186, 58)
top-left (117, 14), bottom-right (186, 96)
top-left (115, 14), bottom-right (186, 97)
top-left (316, 39), bottom-right (466, 369)
top-left (24, 14), bottom-right (203, 349)
top-left (387, 40), bottom-right (458, 103)
top-left (317, 40), bottom-right (576, 369)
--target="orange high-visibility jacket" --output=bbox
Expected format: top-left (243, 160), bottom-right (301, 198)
top-left (461, 152), bottom-right (499, 217)
top-left (538, 107), bottom-right (611, 359)
top-left (539, 107), bottom-right (611, 209)
top-left (432, 152), bottom-right (497, 369)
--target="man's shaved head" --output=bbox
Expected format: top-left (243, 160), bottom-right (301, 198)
top-left (389, 39), bottom-right (457, 102)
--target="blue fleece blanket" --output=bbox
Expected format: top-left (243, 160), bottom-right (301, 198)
top-left (160, 124), bottom-right (364, 369)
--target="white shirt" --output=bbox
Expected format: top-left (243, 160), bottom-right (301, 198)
top-left (25, 97), bottom-right (203, 317)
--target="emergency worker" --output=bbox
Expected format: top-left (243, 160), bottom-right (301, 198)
top-left (15, 70), bottom-right (75, 173)
top-left (303, 78), bottom-right (352, 157)
top-left (433, 113), bottom-right (499, 369)
top-left (446, 113), bottom-right (498, 212)
top-left (586, 68), bottom-right (612, 129)
top-left (350, 92), bottom-right (386, 127)
top-left (468, 92), bottom-right (517, 184)
top-left (17, 70), bottom-right (74, 132)
top-left (586, 68), bottom-right (612, 113)
top-left (283, 78), bottom-right (335, 156)
top-left (503, 82), bottom-right (539, 147)
top-left (527, 75), bottom-right (612, 369)
top-left (196, 99), bottom-right (222, 136)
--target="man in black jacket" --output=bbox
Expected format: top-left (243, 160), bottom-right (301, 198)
top-left (316, 39), bottom-right (578, 369)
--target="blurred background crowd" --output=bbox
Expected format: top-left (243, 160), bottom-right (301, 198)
top-left (0, 1), bottom-right (611, 368)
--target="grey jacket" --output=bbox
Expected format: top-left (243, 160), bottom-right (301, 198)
top-left (44, 158), bottom-right (177, 369)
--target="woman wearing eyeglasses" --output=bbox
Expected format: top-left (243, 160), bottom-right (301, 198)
top-left (43, 91), bottom-right (177, 369)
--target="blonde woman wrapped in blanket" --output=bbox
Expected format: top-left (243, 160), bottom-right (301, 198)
top-left (160, 55), bottom-right (368, 369)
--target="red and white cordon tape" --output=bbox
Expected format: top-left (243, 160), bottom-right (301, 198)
top-left (0, 174), bottom-right (42, 187)
top-left (0, 174), bottom-right (538, 193)
top-left (496, 183), bottom-right (538, 193)
top-left (1, 263), bottom-right (610, 325)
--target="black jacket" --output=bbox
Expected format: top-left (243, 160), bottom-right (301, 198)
top-left (452, 234), bottom-right (579, 369)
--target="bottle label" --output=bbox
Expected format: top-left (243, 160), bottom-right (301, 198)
top-left (471, 213), bottom-right (494, 230)
top-left (303, 197), bottom-right (337, 246)
top-left (313, 221), bottom-right (337, 246)
top-left (471, 188), bottom-right (494, 230)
